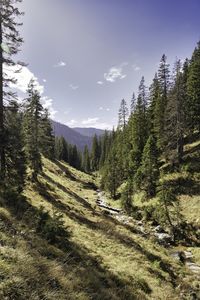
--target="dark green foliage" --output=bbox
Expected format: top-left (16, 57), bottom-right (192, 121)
top-left (187, 41), bottom-right (200, 132)
top-left (127, 76), bottom-right (148, 173)
top-left (101, 148), bottom-right (121, 198)
top-left (23, 80), bottom-right (43, 180)
top-left (90, 134), bottom-right (100, 171)
top-left (82, 145), bottom-right (91, 173)
top-left (55, 136), bottom-right (68, 161)
top-left (135, 135), bottom-right (159, 197)
top-left (54, 136), bottom-right (82, 170)
top-left (118, 98), bottom-right (129, 129)
top-left (156, 181), bottom-right (183, 239)
top-left (39, 109), bottom-right (55, 160)
top-left (121, 179), bottom-right (134, 213)
top-left (164, 59), bottom-right (185, 166)
top-left (154, 54), bottom-right (170, 150)
top-left (36, 207), bottom-right (68, 244)
top-left (4, 101), bottom-right (26, 193)
top-left (0, 0), bottom-right (24, 187)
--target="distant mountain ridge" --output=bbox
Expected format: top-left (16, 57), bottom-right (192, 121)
top-left (73, 127), bottom-right (105, 137)
top-left (51, 120), bottom-right (105, 151)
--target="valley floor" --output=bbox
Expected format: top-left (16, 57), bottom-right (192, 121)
top-left (0, 157), bottom-right (200, 299)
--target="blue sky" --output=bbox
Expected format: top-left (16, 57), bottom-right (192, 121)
top-left (13, 0), bottom-right (200, 129)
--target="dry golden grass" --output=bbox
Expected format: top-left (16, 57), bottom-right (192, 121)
top-left (0, 156), bottom-right (199, 299)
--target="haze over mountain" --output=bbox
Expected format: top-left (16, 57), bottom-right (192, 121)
top-left (51, 120), bottom-right (105, 150)
top-left (73, 127), bottom-right (106, 138)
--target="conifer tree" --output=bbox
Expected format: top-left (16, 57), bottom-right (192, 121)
top-left (90, 134), bottom-right (100, 171)
top-left (135, 134), bottom-right (159, 197)
top-left (164, 59), bottom-right (185, 165)
top-left (118, 98), bottom-right (129, 129)
top-left (128, 76), bottom-right (148, 173)
top-left (5, 101), bottom-right (26, 192)
top-left (130, 92), bottom-right (136, 114)
top-left (0, 0), bottom-right (24, 183)
top-left (82, 145), bottom-right (90, 173)
top-left (187, 41), bottom-right (200, 132)
top-left (23, 80), bottom-right (43, 180)
top-left (154, 54), bottom-right (170, 149)
top-left (39, 109), bottom-right (55, 160)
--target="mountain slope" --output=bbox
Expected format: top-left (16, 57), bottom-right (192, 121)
top-left (51, 120), bottom-right (92, 150)
top-left (73, 127), bottom-right (106, 137)
top-left (1, 157), bottom-right (199, 299)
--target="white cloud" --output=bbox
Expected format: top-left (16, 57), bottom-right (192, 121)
top-left (99, 106), bottom-right (103, 110)
top-left (4, 64), bottom-right (44, 94)
top-left (106, 108), bottom-right (110, 111)
top-left (132, 64), bottom-right (141, 72)
top-left (134, 66), bottom-right (141, 71)
top-left (97, 81), bottom-right (103, 85)
top-left (43, 78), bottom-right (47, 82)
top-left (104, 66), bottom-right (126, 82)
top-left (54, 61), bottom-right (66, 67)
top-left (69, 83), bottom-right (79, 90)
top-left (81, 117), bottom-right (112, 129)
top-left (65, 119), bottom-right (78, 127)
top-left (82, 117), bottom-right (99, 126)
top-left (41, 96), bottom-right (58, 119)
top-left (4, 64), bottom-right (57, 119)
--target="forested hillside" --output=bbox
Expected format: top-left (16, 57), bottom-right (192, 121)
top-left (0, 1), bottom-right (200, 299)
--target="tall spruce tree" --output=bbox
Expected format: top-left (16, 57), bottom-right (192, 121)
top-left (82, 145), bottom-right (90, 173)
top-left (118, 98), bottom-right (129, 129)
top-left (187, 41), bottom-right (200, 132)
top-left (130, 92), bottom-right (136, 114)
top-left (0, 0), bottom-right (24, 184)
top-left (39, 109), bottom-right (55, 160)
top-left (135, 134), bottom-right (159, 197)
top-left (90, 134), bottom-right (100, 171)
top-left (128, 76), bottom-right (148, 174)
top-left (164, 59), bottom-right (185, 165)
top-left (23, 80), bottom-right (43, 181)
top-left (5, 101), bottom-right (26, 192)
top-left (154, 54), bottom-right (170, 150)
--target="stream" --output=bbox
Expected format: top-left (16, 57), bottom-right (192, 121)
top-left (96, 189), bottom-right (200, 276)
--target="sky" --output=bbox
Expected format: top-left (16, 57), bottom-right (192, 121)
top-left (9, 0), bottom-right (200, 129)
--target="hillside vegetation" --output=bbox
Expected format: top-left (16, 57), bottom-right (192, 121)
top-left (0, 153), bottom-right (199, 299)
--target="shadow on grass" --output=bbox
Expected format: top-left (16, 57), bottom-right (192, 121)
top-left (165, 175), bottom-right (200, 196)
top-left (2, 195), bottom-right (152, 300)
top-left (34, 176), bottom-right (178, 287)
top-left (42, 172), bottom-right (95, 211)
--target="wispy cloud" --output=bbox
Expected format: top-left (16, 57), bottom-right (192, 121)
top-left (66, 117), bottom-right (112, 129)
top-left (65, 119), bottom-right (78, 127)
top-left (43, 78), bottom-right (47, 82)
top-left (132, 64), bottom-right (141, 71)
top-left (82, 117), bottom-right (99, 126)
top-left (97, 81), bottom-right (103, 85)
top-left (104, 66), bottom-right (127, 83)
top-left (99, 106), bottom-right (110, 112)
top-left (81, 117), bottom-right (112, 129)
top-left (69, 83), bottom-right (79, 90)
top-left (54, 61), bottom-right (66, 67)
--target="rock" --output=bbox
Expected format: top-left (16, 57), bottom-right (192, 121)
top-left (153, 225), bottom-right (165, 233)
top-left (186, 262), bottom-right (200, 274)
top-left (137, 221), bottom-right (143, 226)
top-left (155, 232), bottom-right (173, 245)
top-left (183, 250), bottom-right (193, 260)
